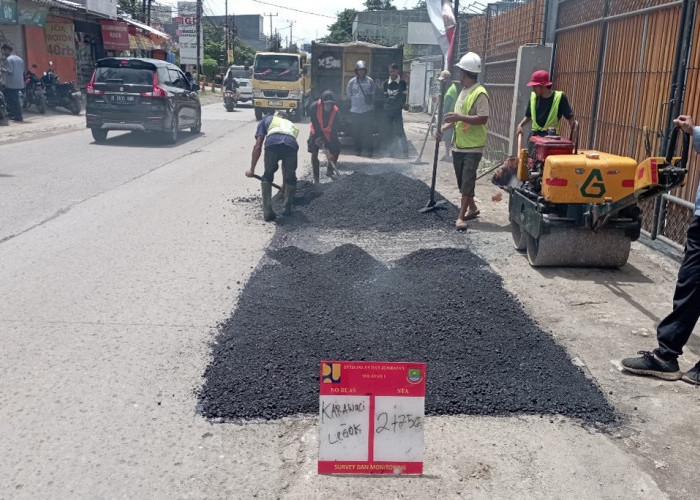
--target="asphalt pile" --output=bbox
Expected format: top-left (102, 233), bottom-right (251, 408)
top-left (200, 244), bottom-right (615, 423)
top-left (273, 172), bottom-right (459, 231)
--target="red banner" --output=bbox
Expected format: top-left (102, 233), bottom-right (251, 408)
top-left (318, 361), bottom-right (426, 475)
top-left (101, 20), bottom-right (129, 51)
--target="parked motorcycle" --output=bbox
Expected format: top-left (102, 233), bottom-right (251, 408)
top-left (22, 67), bottom-right (46, 114)
top-left (42, 61), bottom-right (81, 115)
top-left (0, 88), bottom-right (8, 125)
top-left (224, 87), bottom-right (239, 112)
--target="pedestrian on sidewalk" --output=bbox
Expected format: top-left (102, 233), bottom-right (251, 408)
top-left (347, 60), bottom-right (375, 157)
top-left (436, 52), bottom-right (489, 231)
top-left (307, 90), bottom-right (341, 184)
top-left (621, 114), bottom-right (700, 385)
top-left (381, 62), bottom-right (409, 159)
top-left (1, 43), bottom-right (24, 122)
top-left (246, 111), bottom-right (299, 222)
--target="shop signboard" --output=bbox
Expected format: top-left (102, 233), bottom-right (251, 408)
top-left (318, 361), bottom-right (426, 475)
top-left (177, 1), bottom-right (202, 65)
top-left (18, 0), bottom-right (48, 27)
top-left (100, 20), bottom-right (129, 51)
top-left (0, 0), bottom-right (18, 24)
top-left (45, 20), bottom-right (75, 58)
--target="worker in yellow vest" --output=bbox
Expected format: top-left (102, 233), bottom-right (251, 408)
top-left (437, 52), bottom-right (489, 230)
top-left (246, 111), bottom-right (300, 222)
top-left (516, 70), bottom-right (574, 139)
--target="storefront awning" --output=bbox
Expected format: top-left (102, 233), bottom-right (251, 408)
top-left (124, 18), bottom-right (170, 40)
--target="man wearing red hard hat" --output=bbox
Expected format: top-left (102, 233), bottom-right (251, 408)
top-left (516, 70), bottom-right (574, 138)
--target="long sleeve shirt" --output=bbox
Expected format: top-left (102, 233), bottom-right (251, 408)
top-left (3, 54), bottom-right (25, 89)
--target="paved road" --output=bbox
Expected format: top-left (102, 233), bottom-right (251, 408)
top-left (0, 102), bottom-right (696, 498)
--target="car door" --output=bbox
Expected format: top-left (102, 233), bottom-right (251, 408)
top-left (169, 68), bottom-right (195, 127)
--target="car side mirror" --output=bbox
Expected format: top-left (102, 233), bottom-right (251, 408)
top-left (191, 82), bottom-right (200, 92)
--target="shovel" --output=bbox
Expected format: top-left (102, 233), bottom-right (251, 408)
top-left (251, 173), bottom-right (285, 192)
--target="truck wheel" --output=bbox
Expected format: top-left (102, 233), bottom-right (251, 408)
top-left (91, 128), bottom-right (108, 143)
top-left (255, 107), bottom-right (263, 120)
top-left (291, 107), bottom-right (302, 123)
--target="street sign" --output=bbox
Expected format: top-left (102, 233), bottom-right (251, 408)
top-left (318, 361), bottom-right (426, 475)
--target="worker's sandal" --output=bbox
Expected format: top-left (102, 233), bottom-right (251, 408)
top-left (455, 218), bottom-right (468, 231)
top-left (465, 210), bottom-right (480, 221)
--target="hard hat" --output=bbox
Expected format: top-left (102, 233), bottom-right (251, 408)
top-left (527, 70), bottom-right (553, 87)
top-left (455, 52), bottom-right (482, 74)
top-left (355, 60), bottom-right (367, 71)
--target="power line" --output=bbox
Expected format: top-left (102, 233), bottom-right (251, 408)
top-left (251, 0), bottom-right (336, 19)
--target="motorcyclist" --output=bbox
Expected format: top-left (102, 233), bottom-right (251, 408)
top-left (224, 70), bottom-right (239, 92)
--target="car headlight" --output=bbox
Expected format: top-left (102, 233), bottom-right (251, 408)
top-left (287, 90), bottom-right (300, 100)
top-left (253, 89), bottom-right (264, 98)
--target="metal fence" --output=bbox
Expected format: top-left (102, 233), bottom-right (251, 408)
top-left (554, 0), bottom-right (696, 248)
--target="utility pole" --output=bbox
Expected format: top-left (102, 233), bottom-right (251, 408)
top-left (147, 0), bottom-right (152, 25)
top-left (263, 12), bottom-right (278, 48)
top-left (225, 0), bottom-right (229, 54)
top-left (196, 0), bottom-right (202, 78)
top-left (288, 20), bottom-right (296, 49)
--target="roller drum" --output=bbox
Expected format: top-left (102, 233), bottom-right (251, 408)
top-left (525, 228), bottom-right (631, 268)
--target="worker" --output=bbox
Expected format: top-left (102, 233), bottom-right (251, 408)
top-left (246, 111), bottom-right (299, 222)
top-left (436, 52), bottom-right (490, 231)
top-left (307, 90), bottom-right (341, 184)
top-left (347, 60), bottom-right (375, 157)
top-left (516, 70), bottom-right (575, 140)
top-left (621, 115), bottom-right (700, 386)
top-left (441, 78), bottom-right (460, 161)
top-left (382, 62), bottom-right (409, 159)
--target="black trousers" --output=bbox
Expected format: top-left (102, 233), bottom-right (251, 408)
top-left (384, 111), bottom-right (408, 156)
top-left (351, 111), bottom-right (373, 154)
top-left (262, 144), bottom-right (297, 185)
top-left (656, 215), bottom-right (700, 360)
top-left (5, 88), bottom-right (22, 120)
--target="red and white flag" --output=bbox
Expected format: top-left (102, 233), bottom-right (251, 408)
top-left (427, 0), bottom-right (456, 70)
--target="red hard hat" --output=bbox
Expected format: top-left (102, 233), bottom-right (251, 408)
top-left (527, 70), bottom-right (553, 87)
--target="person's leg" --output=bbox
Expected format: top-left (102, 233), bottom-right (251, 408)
top-left (655, 216), bottom-right (700, 360)
top-left (308, 135), bottom-right (320, 183)
top-left (261, 146), bottom-right (281, 221)
top-left (396, 115), bottom-right (409, 158)
top-left (351, 113), bottom-right (362, 155)
top-left (452, 153), bottom-right (468, 228)
top-left (7, 89), bottom-right (22, 120)
top-left (462, 153), bottom-right (482, 217)
top-left (280, 146), bottom-right (298, 215)
top-left (363, 111), bottom-right (374, 156)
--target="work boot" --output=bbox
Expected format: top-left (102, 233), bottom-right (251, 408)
top-left (282, 183), bottom-right (296, 216)
top-left (261, 182), bottom-right (276, 222)
top-left (312, 163), bottom-right (320, 184)
top-left (621, 351), bottom-right (682, 381)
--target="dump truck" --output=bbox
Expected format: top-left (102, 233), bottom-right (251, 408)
top-left (507, 127), bottom-right (689, 268)
top-left (310, 41), bottom-right (404, 136)
top-left (252, 52), bottom-right (311, 122)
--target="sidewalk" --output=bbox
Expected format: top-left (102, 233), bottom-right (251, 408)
top-left (0, 89), bottom-right (221, 146)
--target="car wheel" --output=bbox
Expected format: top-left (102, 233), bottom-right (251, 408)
top-left (165, 116), bottom-right (179, 144)
top-left (91, 128), bottom-right (108, 143)
top-left (37, 97), bottom-right (46, 114)
top-left (190, 115), bottom-right (202, 134)
top-left (254, 107), bottom-right (263, 120)
top-left (70, 99), bottom-right (81, 115)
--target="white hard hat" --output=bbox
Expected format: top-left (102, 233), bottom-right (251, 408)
top-left (455, 52), bottom-right (482, 74)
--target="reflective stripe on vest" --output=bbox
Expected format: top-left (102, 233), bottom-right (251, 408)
top-left (309, 100), bottom-right (338, 142)
top-left (454, 85), bottom-right (488, 149)
top-left (531, 90), bottom-right (563, 132)
top-left (266, 115), bottom-right (299, 139)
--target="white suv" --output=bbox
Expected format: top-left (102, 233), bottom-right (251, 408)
top-left (224, 66), bottom-right (252, 103)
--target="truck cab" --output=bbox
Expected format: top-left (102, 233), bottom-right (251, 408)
top-left (252, 52), bottom-right (310, 122)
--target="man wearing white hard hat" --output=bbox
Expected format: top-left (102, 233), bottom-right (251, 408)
top-left (437, 52), bottom-right (489, 230)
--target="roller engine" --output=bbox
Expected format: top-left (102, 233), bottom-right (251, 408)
top-left (508, 127), bottom-right (689, 268)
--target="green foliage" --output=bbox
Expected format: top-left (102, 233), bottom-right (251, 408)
top-left (233, 41), bottom-right (255, 66)
top-left (202, 58), bottom-right (218, 81)
top-left (321, 9), bottom-right (357, 43)
top-left (364, 0), bottom-right (397, 10)
top-left (117, 0), bottom-right (141, 19)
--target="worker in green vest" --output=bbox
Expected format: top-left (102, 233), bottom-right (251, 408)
top-left (516, 70), bottom-right (574, 139)
top-left (437, 52), bottom-right (490, 231)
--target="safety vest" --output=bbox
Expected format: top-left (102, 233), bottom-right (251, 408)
top-left (453, 85), bottom-right (488, 149)
top-left (531, 90), bottom-right (563, 132)
top-left (309, 100), bottom-right (338, 142)
top-left (266, 115), bottom-right (299, 139)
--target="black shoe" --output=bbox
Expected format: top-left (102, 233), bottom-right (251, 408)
top-left (682, 361), bottom-right (700, 386)
top-left (621, 351), bottom-right (682, 381)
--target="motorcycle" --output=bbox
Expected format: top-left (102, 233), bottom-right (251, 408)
top-left (223, 87), bottom-right (239, 112)
top-left (0, 88), bottom-right (8, 125)
top-left (22, 67), bottom-right (46, 114)
top-left (42, 61), bottom-right (81, 115)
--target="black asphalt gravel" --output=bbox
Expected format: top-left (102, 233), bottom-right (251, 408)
top-left (272, 172), bottom-right (458, 231)
top-left (200, 243), bottom-right (615, 423)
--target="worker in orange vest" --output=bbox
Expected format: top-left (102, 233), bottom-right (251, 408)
top-left (307, 90), bottom-right (342, 184)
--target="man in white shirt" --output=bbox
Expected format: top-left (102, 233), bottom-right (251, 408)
top-left (1, 43), bottom-right (25, 122)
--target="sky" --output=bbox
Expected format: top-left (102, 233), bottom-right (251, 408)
top-left (159, 0), bottom-right (424, 47)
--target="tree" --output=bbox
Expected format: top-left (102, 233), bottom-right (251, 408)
top-left (364, 0), bottom-right (397, 10)
top-left (321, 9), bottom-right (357, 43)
top-left (201, 58), bottom-right (219, 81)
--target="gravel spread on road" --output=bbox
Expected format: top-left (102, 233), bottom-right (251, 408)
top-left (200, 243), bottom-right (615, 423)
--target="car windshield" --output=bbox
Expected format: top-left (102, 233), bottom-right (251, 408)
top-left (229, 69), bottom-right (251, 79)
top-left (253, 55), bottom-right (299, 81)
top-left (95, 67), bottom-right (154, 85)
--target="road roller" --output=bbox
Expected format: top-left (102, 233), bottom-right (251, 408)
top-left (508, 127), bottom-right (689, 268)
